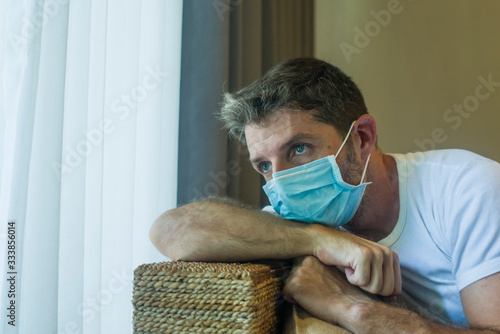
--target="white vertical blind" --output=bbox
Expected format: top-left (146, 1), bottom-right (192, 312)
top-left (0, 0), bottom-right (182, 333)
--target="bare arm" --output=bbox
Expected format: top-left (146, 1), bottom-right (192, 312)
top-left (149, 198), bottom-right (317, 261)
top-left (283, 256), bottom-right (500, 334)
top-left (150, 198), bottom-right (401, 296)
top-left (351, 300), bottom-right (500, 334)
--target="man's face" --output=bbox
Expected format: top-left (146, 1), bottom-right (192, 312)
top-left (245, 109), bottom-right (363, 183)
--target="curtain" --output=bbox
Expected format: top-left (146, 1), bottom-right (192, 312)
top-left (0, 1), bottom-right (183, 333)
top-left (177, 0), bottom-right (229, 206)
top-left (178, 0), bottom-right (314, 207)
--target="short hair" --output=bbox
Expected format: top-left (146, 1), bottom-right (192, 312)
top-left (219, 57), bottom-right (368, 144)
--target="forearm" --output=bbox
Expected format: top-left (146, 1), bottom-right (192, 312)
top-left (149, 199), bottom-right (319, 261)
top-left (344, 300), bottom-right (500, 334)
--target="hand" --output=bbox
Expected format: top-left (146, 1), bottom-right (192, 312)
top-left (283, 256), bottom-right (373, 327)
top-left (311, 225), bottom-right (402, 296)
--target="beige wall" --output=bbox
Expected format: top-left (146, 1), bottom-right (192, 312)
top-left (315, 0), bottom-right (500, 161)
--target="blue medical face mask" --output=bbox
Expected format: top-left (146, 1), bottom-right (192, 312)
top-left (262, 122), bottom-right (371, 227)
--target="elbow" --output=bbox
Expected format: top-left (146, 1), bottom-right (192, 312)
top-left (149, 210), bottom-right (183, 260)
top-left (149, 205), bottom-right (203, 261)
top-left (149, 217), bottom-right (170, 257)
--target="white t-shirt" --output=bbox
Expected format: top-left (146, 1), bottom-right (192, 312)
top-left (379, 149), bottom-right (500, 325)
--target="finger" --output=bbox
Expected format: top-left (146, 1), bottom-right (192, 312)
top-left (367, 251), bottom-right (384, 294)
top-left (392, 252), bottom-right (402, 295)
top-left (379, 249), bottom-right (395, 296)
top-left (336, 265), bottom-right (357, 284)
top-left (282, 272), bottom-right (299, 304)
top-left (282, 283), bottom-right (296, 304)
top-left (358, 248), bottom-right (383, 294)
top-left (285, 256), bottom-right (307, 283)
top-left (346, 248), bottom-right (371, 287)
top-left (335, 265), bottom-right (346, 274)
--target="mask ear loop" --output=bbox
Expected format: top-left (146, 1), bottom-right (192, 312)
top-left (335, 121), bottom-right (371, 185)
top-left (335, 121), bottom-right (357, 158)
top-left (360, 153), bottom-right (371, 185)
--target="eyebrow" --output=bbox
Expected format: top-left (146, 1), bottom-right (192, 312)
top-left (249, 133), bottom-right (318, 165)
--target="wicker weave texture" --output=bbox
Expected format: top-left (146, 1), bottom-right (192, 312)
top-left (133, 261), bottom-right (284, 333)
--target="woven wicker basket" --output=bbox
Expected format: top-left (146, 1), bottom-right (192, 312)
top-left (133, 261), bottom-right (289, 333)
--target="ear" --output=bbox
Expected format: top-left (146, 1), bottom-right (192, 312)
top-left (353, 115), bottom-right (377, 160)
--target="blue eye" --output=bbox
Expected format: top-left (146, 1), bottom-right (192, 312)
top-left (295, 144), bottom-right (307, 155)
top-left (261, 162), bottom-right (271, 173)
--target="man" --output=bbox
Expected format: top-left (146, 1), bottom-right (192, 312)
top-left (150, 58), bottom-right (500, 333)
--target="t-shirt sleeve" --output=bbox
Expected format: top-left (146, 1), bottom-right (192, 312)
top-left (445, 157), bottom-right (500, 291)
